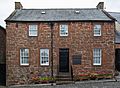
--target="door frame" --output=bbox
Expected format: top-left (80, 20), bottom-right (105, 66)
top-left (59, 48), bottom-right (69, 73)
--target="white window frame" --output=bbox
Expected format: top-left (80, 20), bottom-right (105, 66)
top-left (94, 24), bottom-right (101, 36)
top-left (60, 24), bottom-right (68, 36)
top-left (93, 48), bottom-right (102, 65)
top-left (20, 48), bottom-right (29, 65)
top-left (29, 25), bottom-right (38, 36)
top-left (40, 49), bottom-right (49, 66)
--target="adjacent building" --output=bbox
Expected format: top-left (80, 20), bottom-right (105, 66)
top-left (0, 25), bottom-right (6, 85)
top-left (109, 12), bottom-right (120, 71)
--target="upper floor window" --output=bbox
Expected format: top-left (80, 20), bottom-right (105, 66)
top-left (93, 48), bottom-right (102, 65)
top-left (60, 24), bottom-right (68, 36)
top-left (20, 48), bottom-right (29, 65)
top-left (29, 25), bottom-right (38, 36)
top-left (40, 49), bottom-right (49, 66)
top-left (94, 24), bottom-right (101, 36)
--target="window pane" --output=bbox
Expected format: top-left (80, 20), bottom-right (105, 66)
top-left (21, 52), bottom-right (23, 57)
top-left (24, 57), bottom-right (28, 64)
top-left (21, 57), bottom-right (24, 64)
top-left (45, 57), bottom-right (48, 62)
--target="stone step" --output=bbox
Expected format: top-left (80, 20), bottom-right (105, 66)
top-left (115, 75), bottom-right (120, 78)
top-left (56, 74), bottom-right (73, 81)
top-left (56, 75), bottom-right (72, 78)
top-left (56, 81), bottom-right (74, 85)
top-left (116, 77), bottom-right (120, 79)
top-left (116, 79), bottom-right (120, 81)
top-left (56, 77), bottom-right (73, 81)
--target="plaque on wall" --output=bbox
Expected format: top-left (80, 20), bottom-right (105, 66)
top-left (72, 55), bottom-right (81, 65)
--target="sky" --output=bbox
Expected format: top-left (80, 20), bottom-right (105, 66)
top-left (0, 0), bottom-right (120, 28)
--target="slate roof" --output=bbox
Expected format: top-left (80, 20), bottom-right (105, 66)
top-left (5, 8), bottom-right (113, 22)
top-left (109, 12), bottom-right (120, 23)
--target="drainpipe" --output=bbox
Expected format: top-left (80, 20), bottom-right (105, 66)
top-left (49, 22), bottom-right (54, 78)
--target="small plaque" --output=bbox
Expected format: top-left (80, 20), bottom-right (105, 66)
top-left (72, 55), bottom-right (81, 65)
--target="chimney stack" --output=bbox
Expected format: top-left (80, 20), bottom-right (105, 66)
top-left (15, 2), bottom-right (23, 10)
top-left (96, 2), bottom-right (104, 10)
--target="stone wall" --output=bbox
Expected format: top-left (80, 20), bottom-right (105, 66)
top-left (6, 22), bottom-right (115, 85)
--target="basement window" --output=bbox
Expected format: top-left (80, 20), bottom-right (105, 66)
top-left (29, 25), bottom-right (38, 36)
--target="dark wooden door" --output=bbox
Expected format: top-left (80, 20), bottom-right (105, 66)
top-left (59, 48), bottom-right (69, 72)
top-left (115, 49), bottom-right (120, 71)
top-left (0, 64), bottom-right (6, 85)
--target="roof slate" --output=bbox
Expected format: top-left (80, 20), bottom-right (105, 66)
top-left (6, 8), bottom-right (113, 22)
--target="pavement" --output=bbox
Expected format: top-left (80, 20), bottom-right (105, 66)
top-left (7, 81), bottom-right (120, 88)
top-left (0, 81), bottom-right (120, 88)
top-left (0, 86), bottom-right (6, 88)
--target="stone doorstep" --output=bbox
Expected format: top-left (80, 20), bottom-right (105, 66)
top-left (115, 72), bottom-right (120, 82)
top-left (115, 76), bottom-right (120, 81)
top-left (56, 81), bottom-right (74, 85)
top-left (116, 79), bottom-right (120, 81)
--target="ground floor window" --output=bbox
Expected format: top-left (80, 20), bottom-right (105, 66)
top-left (40, 49), bottom-right (49, 66)
top-left (93, 48), bottom-right (102, 65)
top-left (20, 48), bottom-right (29, 65)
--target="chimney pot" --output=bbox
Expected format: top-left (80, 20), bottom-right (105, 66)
top-left (15, 2), bottom-right (23, 10)
top-left (96, 2), bottom-right (104, 10)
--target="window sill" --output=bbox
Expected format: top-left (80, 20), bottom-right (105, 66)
top-left (60, 35), bottom-right (68, 37)
top-left (20, 64), bottom-right (29, 66)
top-left (29, 35), bottom-right (38, 37)
top-left (93, 64), bottom-right (101, 66)
top-left (40, 64), bottom-right (49, 67)
top-left (94, 35), bottom-right (101, 37)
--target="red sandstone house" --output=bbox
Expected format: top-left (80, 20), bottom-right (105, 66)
top-left (5, 2), bottom-right (118, 85)
top-left (0, 25), bottom-right (6, 85)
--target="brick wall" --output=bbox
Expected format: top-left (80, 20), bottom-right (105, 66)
top-left (6, 21), bottom-right (115, 85)
top-left (0, 27), bottom-right (6, 64)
